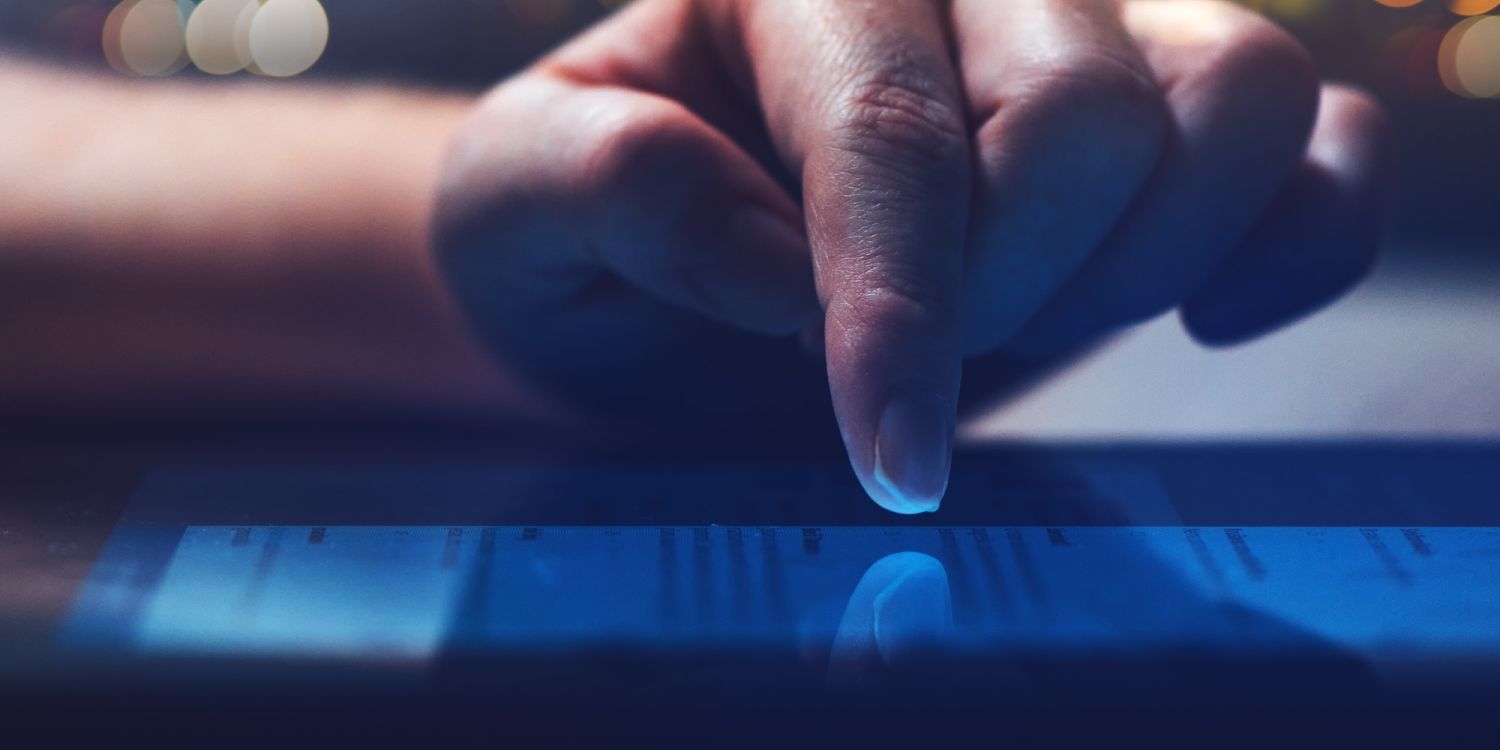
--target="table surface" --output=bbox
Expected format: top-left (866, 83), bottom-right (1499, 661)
top-left (975, 249), bottom-right (1500, 441)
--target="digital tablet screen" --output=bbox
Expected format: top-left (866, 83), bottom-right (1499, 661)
top-left (57, 451), bottom-right (1500, 688)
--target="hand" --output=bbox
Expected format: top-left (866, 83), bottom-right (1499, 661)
top-left (430, 0), bottom-right (1392, 514)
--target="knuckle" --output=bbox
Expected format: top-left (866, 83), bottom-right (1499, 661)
top-left (578, 96), bottom-right (704, 200)
top-left (839, 269), bottom-right (960, 335)
top-left (830, 66), bottom-right (970, 172)
top-left (1009, 52), bottom-right (1164, 127)
top-left (575, 95), bottom-right (735, 254)
top-left (1198, 7), bottom-right (1320, 130)
top-left (573, 94), bottom-right (744, 235)
top-left (431, 95), bottom-right (533, 250)
top-left (1218, 25), bottom-right (1316, 94)
top-left (981, 52), bottom-right (1167, 168)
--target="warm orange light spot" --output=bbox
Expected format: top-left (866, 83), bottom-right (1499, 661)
top-left (1439, 15), bottom-right (1500, 97)
top-left (1446, 0), bottom-right (1500, 14)
top-left (1373, 0), bottom-right (1424, 7)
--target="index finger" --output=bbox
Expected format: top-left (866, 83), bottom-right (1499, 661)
top-left (715, 0), bottom-right (971, 513)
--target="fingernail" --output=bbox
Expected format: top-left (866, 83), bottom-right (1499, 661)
top-left (870, 390), bottom-right (951, 514)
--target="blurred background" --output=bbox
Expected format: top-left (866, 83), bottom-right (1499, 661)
top-left (1, 0), bottom-right (1496, 255)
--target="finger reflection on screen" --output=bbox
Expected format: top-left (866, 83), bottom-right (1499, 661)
top-left (827, 551), bottom-right (953, 690)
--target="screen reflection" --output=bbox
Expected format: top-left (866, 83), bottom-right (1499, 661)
top-left (65, 521), bottom-right (1500, 692)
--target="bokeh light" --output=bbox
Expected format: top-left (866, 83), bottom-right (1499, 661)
top-left (185, 0), bottom-right (258, 75)
top-left (1447, 0), bottom-right (1500, 16)
top-left (248, 0), bottom-right (330, 78)
top-left (101, 1), bottom-right (133, 74)
top-left (95, 0), bottom-right (328, 78)
top-left (1439, 15), bottom-right (1500, 97)
top-left (52, 0), bottom-right (1500, 100)
top-left (117, 0), bottom-right (189, 77)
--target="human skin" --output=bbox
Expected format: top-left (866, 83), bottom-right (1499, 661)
top-left (432, 0), bottom-right (1393, 512)
top-left (0, 0), bottom-right (1391, 513)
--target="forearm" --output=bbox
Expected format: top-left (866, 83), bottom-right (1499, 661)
top-left (0, 58), bottom-right (535, 424)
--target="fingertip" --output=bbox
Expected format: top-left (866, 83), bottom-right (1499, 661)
top-left (1310, 86), bottom-right (1398, 221)
top-left (862, 387), bottom-right (952, 515)
top-left (863, 470), bottom-right (945, 515)
top-left (1181, 85), bottom-right (1391, 348)
top-left (1313, 86), bottom-right (1395, 171)
top-left (1180, 244), bottom-right (1375, 349)
top-left (731, 0), bottom-right (970, 517)
top-left (824, 286), bottom-right (961, 516)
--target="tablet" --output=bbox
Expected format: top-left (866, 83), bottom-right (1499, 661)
top-left (7, 442), bottom-right (1500, 741)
